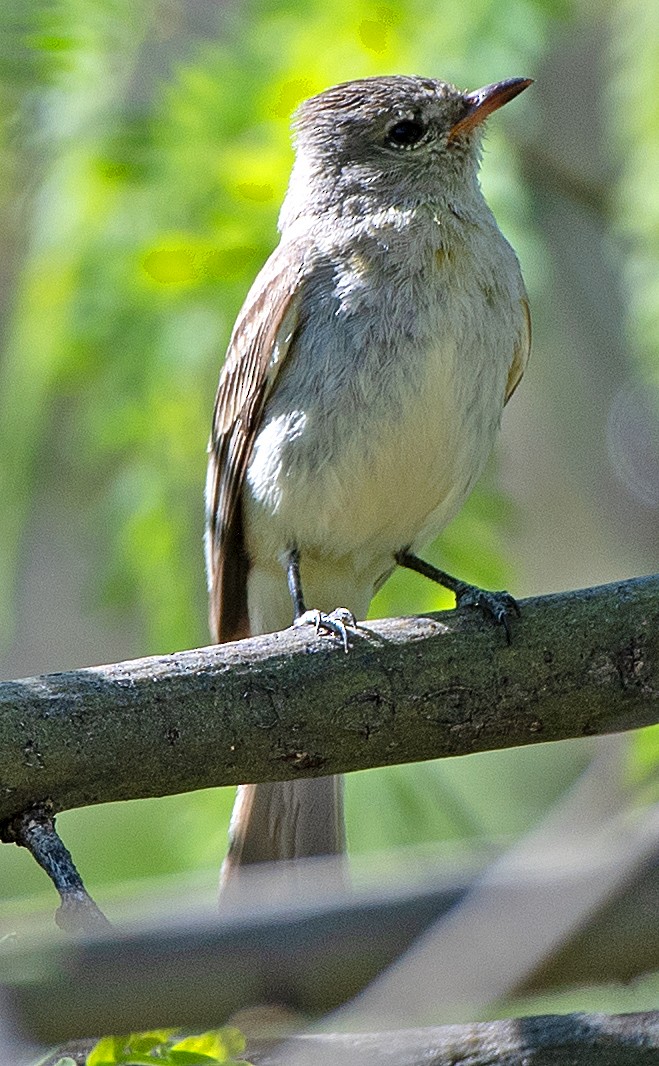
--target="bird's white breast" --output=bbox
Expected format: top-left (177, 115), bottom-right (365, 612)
top-left (243, 210), bottom-right (524, 624)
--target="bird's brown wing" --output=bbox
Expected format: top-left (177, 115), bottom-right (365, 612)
top-left (206, 247), bottom-right (303, 643)
top-left (504, 295), bottom-right (531, 405)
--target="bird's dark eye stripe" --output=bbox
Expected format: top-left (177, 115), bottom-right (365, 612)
top-left (385, 118), bottom-right (426, 149)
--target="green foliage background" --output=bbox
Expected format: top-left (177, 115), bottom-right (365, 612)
top-left (0, 0), bottom-right (657, 1025)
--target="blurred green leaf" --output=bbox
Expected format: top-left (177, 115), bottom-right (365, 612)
top-left (86, 1034), bottom-right (130, 1066)
top-left (171, 1029), bottom-right (246, 1059)
top-left (85, 1027), bottom-right (250, 1066)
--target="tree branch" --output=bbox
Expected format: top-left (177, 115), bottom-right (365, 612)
top-left (0, 576), bottom-right (656, 823)
top-left (0, 806), bottom-right (110, 933)
top-left (16, 1011), bottom-right (659, 1066)
top-left (23, 1012), bottom-right (659, 1066)
top-left (246, 1011), bottom-right (659, 1065)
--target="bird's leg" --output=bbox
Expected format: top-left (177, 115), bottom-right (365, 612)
top-left (395, 549), bottom-right (519, 643)
top-left (285, 548), bottom-right (356, 653)
top-left (286, 546), bottom-right (307, 618)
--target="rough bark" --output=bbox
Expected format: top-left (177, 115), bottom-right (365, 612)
top-left (0, 576), bottom-right (656, 824)
top-left (246, 1011), bottom-right (659, 1065)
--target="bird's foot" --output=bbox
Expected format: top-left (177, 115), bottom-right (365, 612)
top-left (455, 584), bottom-right (520, 644)
top-left (294, 608), bottom-right (357, 653)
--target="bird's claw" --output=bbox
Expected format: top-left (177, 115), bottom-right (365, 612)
top-left (294, 608), bottom-right (357, 653)
top-left (455, 586), bottom-right (519, 644)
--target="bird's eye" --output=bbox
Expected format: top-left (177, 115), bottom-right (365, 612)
top-left (385, 118), bottom-right (426, 149)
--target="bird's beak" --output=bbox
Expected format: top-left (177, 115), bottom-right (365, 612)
top-left (448, 77), bottom-right (533, 142)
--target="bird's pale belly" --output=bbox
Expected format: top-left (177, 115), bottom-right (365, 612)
top-left (245, 334), bottom-right (507, 574)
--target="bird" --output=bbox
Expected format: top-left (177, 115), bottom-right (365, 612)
top-left (205, 74), bottom-right (532, 887)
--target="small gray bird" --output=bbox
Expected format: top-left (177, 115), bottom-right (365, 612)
top-left (206, 75), bottom-right (532, 886)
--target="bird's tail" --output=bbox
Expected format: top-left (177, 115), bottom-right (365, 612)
top-left (215, 562), bottom-right (358, 891)
top-left (220, 776), bottom-right (345, 888)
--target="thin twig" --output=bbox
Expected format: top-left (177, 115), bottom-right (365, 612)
top-left (2, 805), bottom-right (110, 933)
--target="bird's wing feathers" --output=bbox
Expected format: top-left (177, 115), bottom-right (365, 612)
top-left (207, 246), bottom-right (303, 643)
top-left (504, 295), bottom-right (531, 405)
